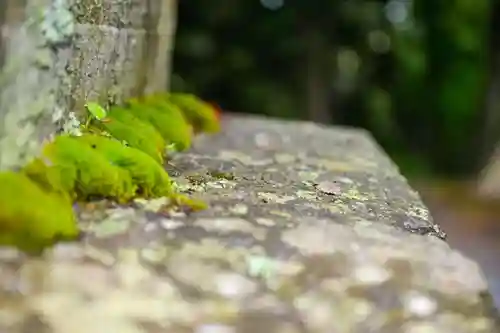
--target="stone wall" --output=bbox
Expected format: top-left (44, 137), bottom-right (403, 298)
top-left (0, 114), bottom-right (499, 332)
top-left (0, 0), bottom-right (177, 171)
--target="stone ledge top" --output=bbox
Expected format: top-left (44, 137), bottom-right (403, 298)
top-left (0, 114), bottom-right (498, 333)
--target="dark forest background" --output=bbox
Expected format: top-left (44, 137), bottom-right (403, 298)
top-left (171, 0), bottom-right (499, 180)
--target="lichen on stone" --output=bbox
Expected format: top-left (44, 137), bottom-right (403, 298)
top-left (0, 0), bottom-right (79, 171)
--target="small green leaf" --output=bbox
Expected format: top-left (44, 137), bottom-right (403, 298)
top-left (85, 102), bottom-right (107, 120)
top-left (166, 143), bottom-right (179, 154)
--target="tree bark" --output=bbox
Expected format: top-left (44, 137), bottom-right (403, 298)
top-left (479, 1), bottom-right (500, 169)
top-left (305, 29), bottom-right (332, 124)
top-left (477, 0), bottom-right (500, 196)
top-left (142, 0), bottom-right (178, 94)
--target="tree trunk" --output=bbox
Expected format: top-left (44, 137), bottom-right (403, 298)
top-left (304, 29), bottom-right (332, 124)
top-left (141, 0), bottom-right (178, 95)
top-left (477, 0), bottom-right (500, 196)
top-left (480, 0), bottom-right (500, 169)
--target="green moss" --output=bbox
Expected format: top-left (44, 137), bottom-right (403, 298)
top-left (186, 174), bottom-right (208, 185)
top-left (73, 134), bottom-right (173, 198)
top-left (0, 171), bottom-right (79, 254)
top-left (73, 134), bottom-right (208, 211)
top-left (126, 97), bottom-right (193, 151)
top-left (22, 134), bottom-right (137, 203)
top-left (107, 105), bottom-right (166, 161)
top-left (90, 111), bottom-right (165, 164)
top-left (22, 155), bottom-right (77, 201)
top-left (209, 170), bottom-right (236, 180)
top-left (3, 93), bottom-right (218, 254)
top-left (167, 93), bottom-right (221, 134)
top-left (38, 135), bottom-right (137, 202)
top-left (173, 194), bottom-right (208, 212)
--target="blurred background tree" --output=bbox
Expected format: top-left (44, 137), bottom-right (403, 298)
top-left (171, 0), bottom-right (492, 178)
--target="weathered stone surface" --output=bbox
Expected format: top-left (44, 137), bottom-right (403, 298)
top-left (71, 0), bottom-right (147, 28)
top-left (0, 0), bottom-right (176, 171)
top-left (0, 0), bottom-right (62, 171)
top-left (1, 114), bottom-right (498, 333)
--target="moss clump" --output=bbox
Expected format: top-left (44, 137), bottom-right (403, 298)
top-left (110, 106), bottom-right (166, 156)
top-left (73, 134), bottom-right (173, 198)
top-left (0, 171), bottom-right (79, 254)
top-left (2, 92), bottom-right (221, 254)
top-left (166, 93), bottom-right (221, 134)
top-left (23, 135), bottom-right (137, 203)
top-left (73, 133), bottom-right (208, 211)
top-left (22, 155), bottom-right (77, 201)
top-left (129, 92), bottom-right (221, 136)
top-left (209, 170), bottom-right (236, 180)
top-left (91, 106), bottom-right (166, 164)
top-left (125, 97), bottom-right (193, 152)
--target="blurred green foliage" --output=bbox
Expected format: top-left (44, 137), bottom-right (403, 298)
top-left (172, 0), bottom-right (492, 178)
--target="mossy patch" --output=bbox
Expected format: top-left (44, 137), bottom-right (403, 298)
top-left (209, 170), bottom-right (236, 181)
top-left (0, 93), bottom-right (221, 254)
top-left (125, 97), bottom-right (193, 152)
top-left (0, 171), bottom-right (79, 255)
